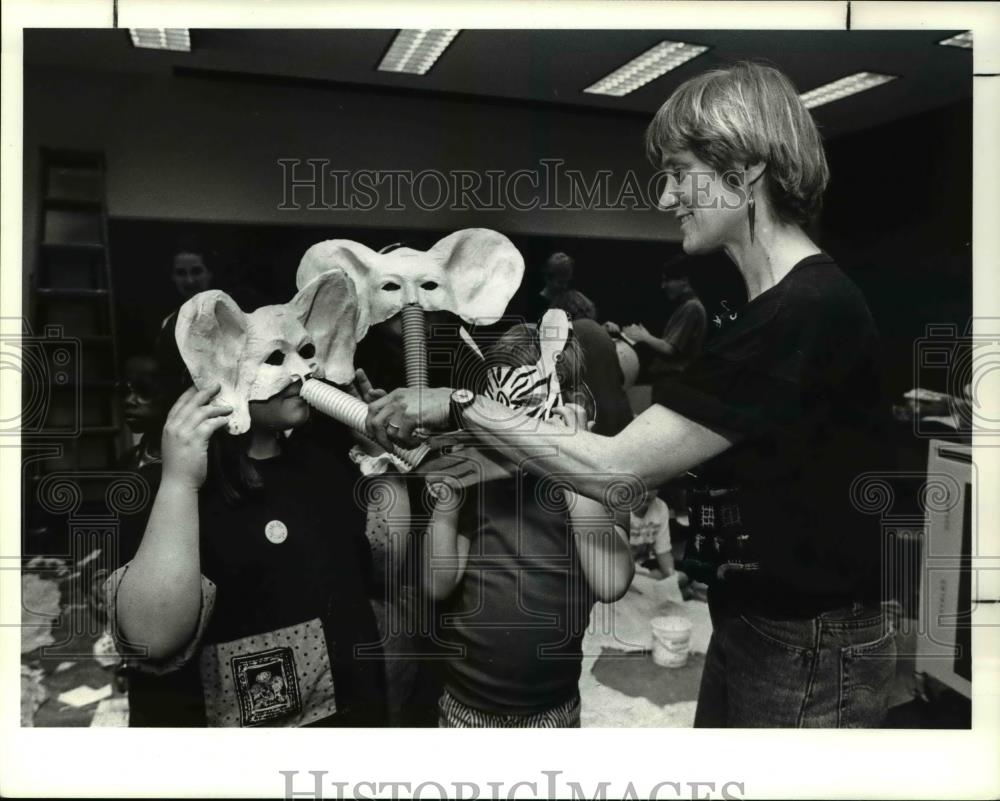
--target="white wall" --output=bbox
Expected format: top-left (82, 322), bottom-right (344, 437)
top-left (23, 66), bottom-right (680, 295)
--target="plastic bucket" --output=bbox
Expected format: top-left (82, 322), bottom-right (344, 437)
top-left (650, 615), bottom-right (692, 668)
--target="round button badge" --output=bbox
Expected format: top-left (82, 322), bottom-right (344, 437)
top-left (265, 519), bottom-right (288, 544)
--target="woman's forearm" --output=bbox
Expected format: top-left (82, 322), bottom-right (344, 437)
top-left (368, 386), bottom-right (732, 501)
top-left (459, 398), bottom-right (731, 502)
top-left (457, 397), bottom-right (622, 498)
top-left (115, 479), bottom-right (204, 660)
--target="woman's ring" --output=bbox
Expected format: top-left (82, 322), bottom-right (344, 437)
top-left (386, 422), bottom-right (400, 432)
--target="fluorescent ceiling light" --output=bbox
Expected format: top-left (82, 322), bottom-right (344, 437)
top-left (129, 28), bottom-right (191, 52)
top-left (939, 31), bottom-right (973, 49)
top-left (799, 72), bottom-right (896, 109)
top-left (378, 29), bottom-right (459, 75)
top-left (584, 40), bottom-right (709, 97)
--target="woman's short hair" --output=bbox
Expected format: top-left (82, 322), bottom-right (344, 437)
top-left (645, 61), bottom-right (829, 225)
top-left (549, 289), bottom-right (597, 321)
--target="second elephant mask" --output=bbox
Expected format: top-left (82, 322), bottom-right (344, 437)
top-left (295, 228), bottom-right (525, 338)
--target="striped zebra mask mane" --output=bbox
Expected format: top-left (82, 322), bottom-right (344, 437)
top-left (484, 309), bottom-right (571, 421)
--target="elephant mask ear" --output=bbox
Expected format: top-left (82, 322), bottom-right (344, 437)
top-left (427, 229), bottom-right (525, 325)
top-left (296, 239), bottom-right (381, 340)
top-left (289, 268), bottom-right (360, 386)
top-left (174, 290), bottom-right (250, 435)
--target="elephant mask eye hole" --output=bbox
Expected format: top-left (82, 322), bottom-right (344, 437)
top-left (382, 282), bottom-right (401, 291)
top-left (299, 343), bottom-right (316, 359)
top-left (421, 281), bottom-right (439, 290)
top-left (265, 350), bottom-right (285, 366)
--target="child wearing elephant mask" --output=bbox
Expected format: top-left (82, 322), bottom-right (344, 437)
top-left (295, 228), bottom-right (526, 725)
top-left (104, 270), bottom-right (387, 727)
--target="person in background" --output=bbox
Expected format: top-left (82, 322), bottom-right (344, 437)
top-left (606, 260), bottom-right (707, 376)
top-left (549, 289), bottom-right (633, 437)
top-left (603, 266), bottom-right (707, 543)
top-left (117, 353), bottom-right (168, 470)
top-left (162, 239), bottom-right (216, 330)
top-left (526, 252), bottom-right (575, 322)
top-left (628, 487), bottom-right (674, 579)
top-left (97, 353), bottom-right (170, 670)
top-left (162, 239), bottom-right (268, 331)
top-left (171, 247), bottom-right (214, 303)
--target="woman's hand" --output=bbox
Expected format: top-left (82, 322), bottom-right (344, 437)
top-left (622, 323), bottom-right (651, 344)
top-left (603, 321), bottom-right (622, 337)
top-left (160, 384), bottom-right (232, 491)
top-left (365, 386), bottom-right (453, 451)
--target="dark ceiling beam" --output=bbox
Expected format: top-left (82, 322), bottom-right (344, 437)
top-left (172, 65), bottom-right (654, 121)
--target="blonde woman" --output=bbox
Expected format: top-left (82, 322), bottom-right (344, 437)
top-left (366, 62), bottom-right (894, 728)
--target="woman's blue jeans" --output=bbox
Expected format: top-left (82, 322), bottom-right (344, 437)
top-left (694, 599), bottom-right (897, 727)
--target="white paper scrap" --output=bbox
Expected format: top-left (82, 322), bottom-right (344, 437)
top-left (90, 696), bottom-right (129, 727)
top-left (58, 684), bottom-right (112, 708)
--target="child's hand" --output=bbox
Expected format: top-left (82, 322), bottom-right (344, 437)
top-left (420, 447), bottom-right (513, 489)
top-left (550, 403), bottom-right (594, 432)
top-left (346, 371), bottom-right (389, 454)
top-left (426, 477), bottom-right (463, 505)
top-left (160, 384), bottom-right (232, 491)
top-left (350, 368), bottom-right (388, 404)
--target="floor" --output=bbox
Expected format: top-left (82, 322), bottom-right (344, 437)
top-left (21, 565), bottom-right (709, 728)
top-left (577, 572), bottom-right (710, 727)
top-left (21, 566), bottom-right (951, 728)
top-left (22, 565), bottom-right (128, 727)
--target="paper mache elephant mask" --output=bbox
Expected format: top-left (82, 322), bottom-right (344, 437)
top-left (174, 270), bottom-right (359, 435)
top-left (294, 228), bottom-right (525, 339)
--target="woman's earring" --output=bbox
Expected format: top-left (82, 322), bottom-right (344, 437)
top-left (748, 184), bottom-right (756, 245)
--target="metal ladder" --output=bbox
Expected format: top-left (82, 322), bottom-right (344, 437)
top-left (25, 148), bottom-right (125, 507)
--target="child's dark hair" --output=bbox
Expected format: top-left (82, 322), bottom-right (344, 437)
top-left (173, 233), bottom-right (212, 263)
top-left (548, 290), bottom-right (597, 322)
top-left (484, 322), bottom-right (596, 422)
